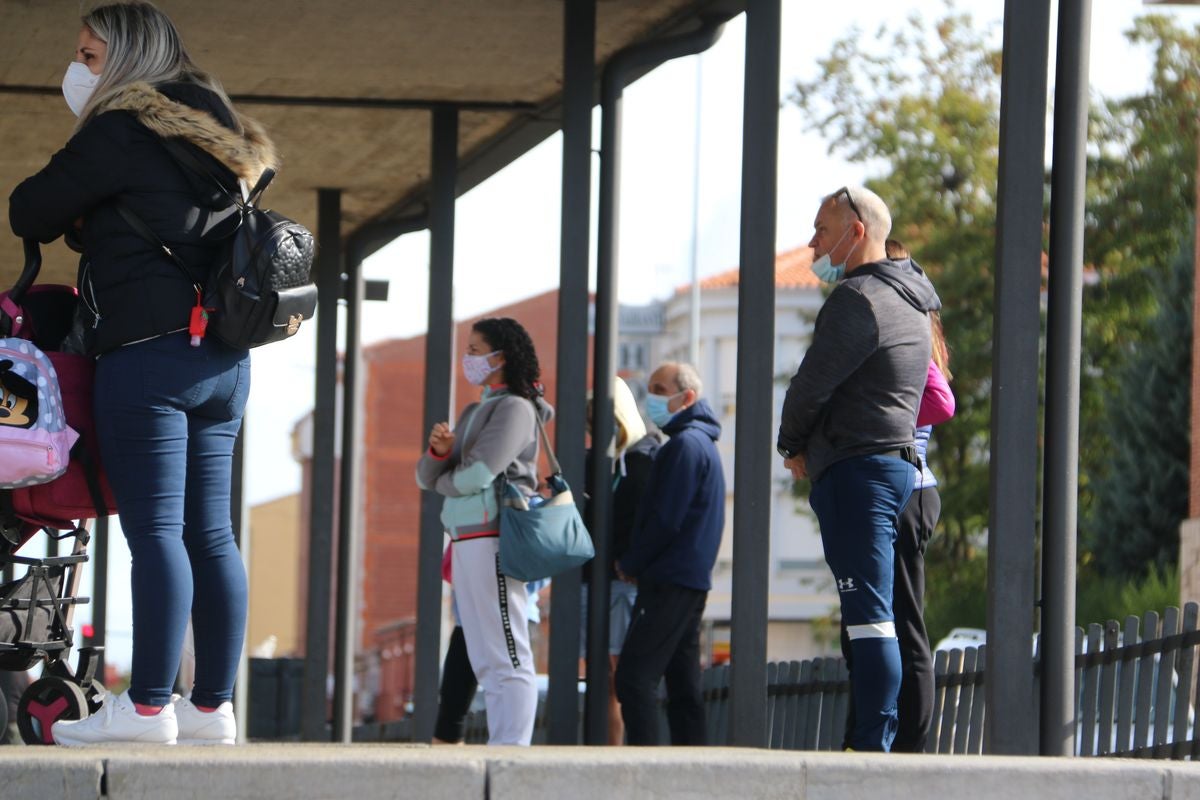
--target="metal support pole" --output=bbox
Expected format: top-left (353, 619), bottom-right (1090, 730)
top-left (302, 187), bottom-right (343, 741)
top-left (231, 420), bottom-right (249, 741)
top-left (547, 0), bottom-right (595, 746)
top-left (590, 13), bottom-right (727, 747)
top-left (986, 0), bottom-right (1051, 756)
top-left (1040, 0), bottom-right (1091, 758)
top-left (412, 107), bottom-right (458, 744)
top-left (91, 516), bottom-right (108, 683)
top-left (728, 0), bottom-right (780, 748)
top-left (689, 56), bottom-right (704, 369)
top-left (333, 249), bottom-right (366, 742)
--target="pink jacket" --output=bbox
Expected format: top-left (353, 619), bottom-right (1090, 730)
top-left (917, 361), bottom-right (955, 427)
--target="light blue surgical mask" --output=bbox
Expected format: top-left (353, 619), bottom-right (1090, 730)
top-left (810, 254), bottom-right (844, 284)
top-left (645, 392), bottom-right (682, 429)
top-left (810, 225), bottom-right (858, 284)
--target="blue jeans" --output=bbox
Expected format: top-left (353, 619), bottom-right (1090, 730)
top-left (810, 454), bottom-right (914, 751)
top-left (95, 332), bottom-right (250, 707)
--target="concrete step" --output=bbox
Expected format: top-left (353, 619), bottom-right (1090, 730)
top-left (0, 744), bottom-right (1192, 799)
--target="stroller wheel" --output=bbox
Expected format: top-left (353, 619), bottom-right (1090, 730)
top-left (83, 679), bottom-right (106, 715)
top-left (17, 677), bottom-right (89, 745)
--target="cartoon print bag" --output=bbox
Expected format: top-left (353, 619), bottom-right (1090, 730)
top-left (0, 338), bottom-right (78, 488)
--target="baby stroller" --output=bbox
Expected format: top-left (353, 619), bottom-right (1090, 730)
top-left (0, 239), bottom-right (115, 744)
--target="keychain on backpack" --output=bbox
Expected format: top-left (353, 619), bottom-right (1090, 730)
top-left (188, 288), bottom-right (211, 347)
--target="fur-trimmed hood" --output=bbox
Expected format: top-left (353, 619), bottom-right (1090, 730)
top-left (95, 81), bottom-right (277, 183)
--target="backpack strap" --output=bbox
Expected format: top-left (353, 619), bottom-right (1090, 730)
top-left (114, 202), bottom-right (203, 294)
top-left (160, 138), bottom-right (275, 207)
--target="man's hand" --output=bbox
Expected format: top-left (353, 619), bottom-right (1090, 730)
top-left (784, 454), bottom-right (807, 481)
top-left (428, 422), bottom-right (455, 457)
top-left (615, 562), bottom-right (636, 585)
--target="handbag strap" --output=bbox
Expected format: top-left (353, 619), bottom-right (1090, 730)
top-left (495, 396), bottom-right (558, 506)
top-left (529, 399), bottom-right (561, 476)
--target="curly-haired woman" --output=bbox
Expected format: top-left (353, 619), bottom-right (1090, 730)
top-left (416, 317), bottom-right (551, 745)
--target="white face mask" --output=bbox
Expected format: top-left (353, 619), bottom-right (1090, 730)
top-left (62, 61), bottom-right (100, 117)
top-left (462, 351), bottom-right (500, 386)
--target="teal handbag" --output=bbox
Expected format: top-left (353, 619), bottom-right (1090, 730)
top-left (497, 404), bottom-right (594, 581)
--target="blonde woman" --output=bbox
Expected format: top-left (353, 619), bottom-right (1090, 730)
top-left (10, 1), bottom-right (276, 745)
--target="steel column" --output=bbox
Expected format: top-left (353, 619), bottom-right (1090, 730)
top-left (590, 14), bottom-right (727, 747)
top-left (985, 0), bottom-right (1052, 756)
top-left (231, 421), bottom-right (248, 741)
top-left (412, 107), bottom-right (459, 743)
top-left (547, 0), bottom-right (595, 746)
top-left (1040, 0), bottom-right (1092, 758)
top-left (302, 187), bottom-right (343, 741)
top-left (333, 248), bottom-right (366, 742)
top-left (728, 0), bottom-right (780, 748)
top-left (90, 516), bottom-right (108, 683)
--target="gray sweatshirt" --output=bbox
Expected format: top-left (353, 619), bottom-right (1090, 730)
top-left (777, 257), bottom-right (940, 481)
top-left (415, 387), bottom-right (553, 540)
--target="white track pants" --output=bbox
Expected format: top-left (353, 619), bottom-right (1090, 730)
top-left (452, 537), bottom-right (537, 745)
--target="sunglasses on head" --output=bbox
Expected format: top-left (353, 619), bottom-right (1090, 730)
top-left (834, 187), bottom-right (863, 221)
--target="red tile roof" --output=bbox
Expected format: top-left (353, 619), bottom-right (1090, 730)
top-left (678, 246), bottom-right (821, 293)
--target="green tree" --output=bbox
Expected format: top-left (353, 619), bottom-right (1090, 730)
top-left (1079, 16), bottom-right (1200, 574)
top-left (789, 8), bottom-right (1002, 563)
top-left (787, 7), bottom-right (1198, 602)
top-left (1083, 237), bottom-right (1193, 579)
top-left (1079, 17), bottom-right (1200, 542)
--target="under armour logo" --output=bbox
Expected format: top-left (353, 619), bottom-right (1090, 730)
top-left (837, 577), bottom-right (857, 592)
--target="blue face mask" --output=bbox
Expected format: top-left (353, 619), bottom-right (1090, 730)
top-left (810, 225), bottom-right (857, 284)
top-left (645, 392), bottom-right (681, 429)
top-left (810, 254), bottom-right (844, 284)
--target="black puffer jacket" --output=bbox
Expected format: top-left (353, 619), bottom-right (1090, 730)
top-left (583, 433), bottom-right (661, 583)
top-left (9, 82), bottom-right (277, 354)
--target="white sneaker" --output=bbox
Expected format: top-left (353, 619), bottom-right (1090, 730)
top-left (52, 690), bottom-right (177, 746)
top-left (173, 694), bottom-right (236, 745)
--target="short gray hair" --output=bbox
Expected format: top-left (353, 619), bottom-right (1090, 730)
top-left (827, 185), bottom-right (892, 245)
top-left (673, 362), bottom-right (703, 397)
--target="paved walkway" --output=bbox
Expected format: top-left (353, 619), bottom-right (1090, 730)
top-left (2, 744), bottom-right (1198, 799)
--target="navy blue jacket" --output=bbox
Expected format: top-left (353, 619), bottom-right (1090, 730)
top-left (618, 398), bottom-right (725, 591)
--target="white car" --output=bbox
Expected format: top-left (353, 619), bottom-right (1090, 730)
top-left (933, 627), bottom-right (987, 652)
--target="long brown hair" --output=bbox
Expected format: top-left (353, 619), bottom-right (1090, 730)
top-left (930, 311), bottom-right (952, 381)
top-left (888, 239), bottom-right (952, 380)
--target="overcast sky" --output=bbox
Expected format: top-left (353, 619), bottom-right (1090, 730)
top-left (83, 0), bottom-right (1200, 670)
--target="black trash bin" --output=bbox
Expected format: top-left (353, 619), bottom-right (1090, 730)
top-left (248, 657), bottom-right (303, 740)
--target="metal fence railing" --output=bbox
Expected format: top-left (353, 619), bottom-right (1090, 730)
top-left (354, 603), bottom-right (1200, 758)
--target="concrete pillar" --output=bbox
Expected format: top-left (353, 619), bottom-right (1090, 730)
top-left (1180, 519), bottom-right (1200, 606)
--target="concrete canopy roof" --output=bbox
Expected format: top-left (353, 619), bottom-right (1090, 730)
top-left (0, 0), bottom-right (741, 288)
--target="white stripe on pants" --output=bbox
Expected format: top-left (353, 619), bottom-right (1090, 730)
top-left (452, 537), bottom-right (537, 745)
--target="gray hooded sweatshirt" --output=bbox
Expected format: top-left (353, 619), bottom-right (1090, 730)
top-left (416, 387), bottom-right (554, 541)
top-left (777, 256), bottom-right (941, 481)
